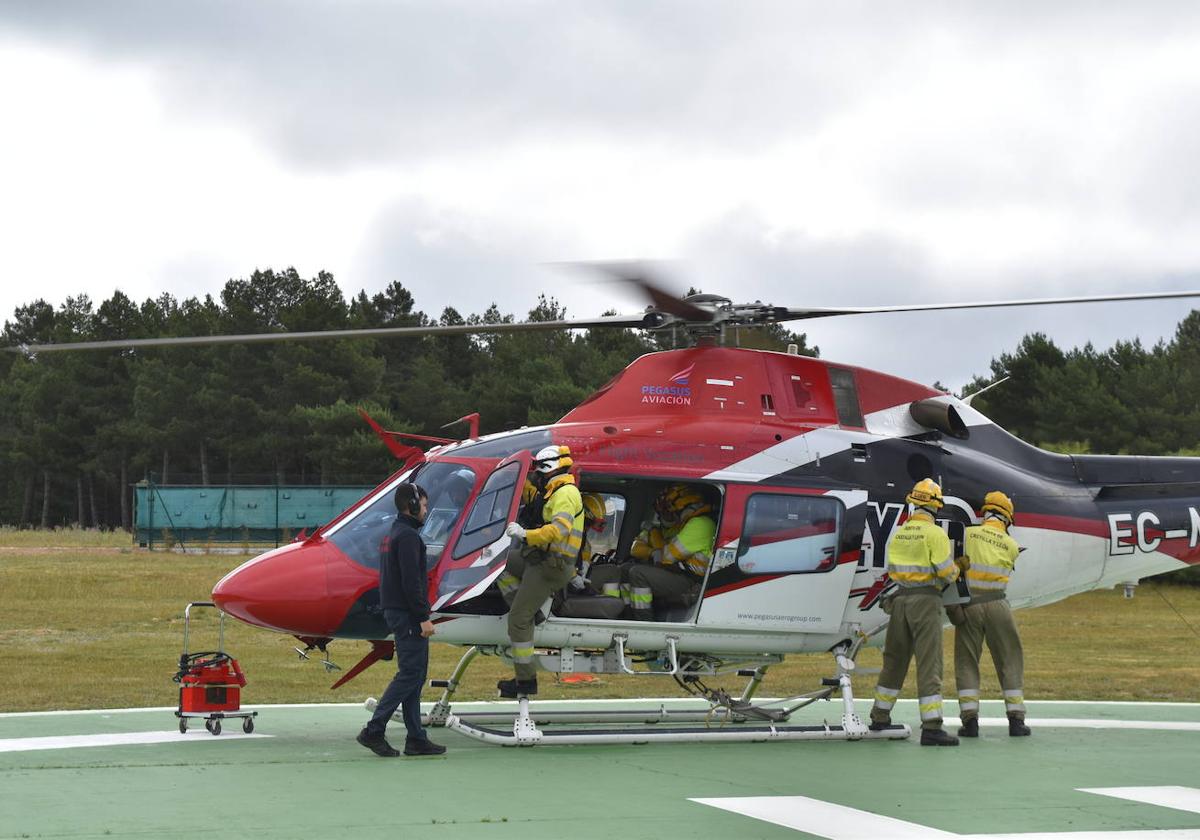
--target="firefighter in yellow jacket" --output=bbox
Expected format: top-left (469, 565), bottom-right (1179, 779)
top-left (589, 485), bottom-right (715, 619)
top-left (870, 478), bottom-right (965, 746)
top-left (954, 491), bottom-right (1030, 738)
top-left (496, 445), bottom-right (583, 698)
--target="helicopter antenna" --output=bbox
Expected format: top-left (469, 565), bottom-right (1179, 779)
top-left (961, 376), bottom-right (1010, 407)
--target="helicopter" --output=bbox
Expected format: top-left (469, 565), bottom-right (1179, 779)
top-left (19, 274), bottom-right (1200, 746)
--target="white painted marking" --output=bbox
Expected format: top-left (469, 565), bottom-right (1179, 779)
top-left (705, 378), bottom-right (734, 386)
top-left (692, 794), bottom-right (954, 838)
top-left (0, 730), bottom-right (270, 753)
top-left (694, 788), bottom-right (1200, 838)
top-left (1083, 788), bottom-right (1200, 816)
top-left (1165, 530), bottom-right (1188, 539)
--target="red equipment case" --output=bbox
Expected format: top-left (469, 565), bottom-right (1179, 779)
top-left (173, 601), bottom-right (258, 735)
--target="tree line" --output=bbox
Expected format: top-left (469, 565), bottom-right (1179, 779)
top-left (1, 266), bottom-right (1196, 531)
top-left (0, 268), bottom-right (812, 530)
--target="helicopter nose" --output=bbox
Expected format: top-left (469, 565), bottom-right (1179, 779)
top-left (213, 542), bottom-right (331, 634)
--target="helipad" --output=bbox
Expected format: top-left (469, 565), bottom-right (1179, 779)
top-left (3, 699), bottom-right (1199, 839)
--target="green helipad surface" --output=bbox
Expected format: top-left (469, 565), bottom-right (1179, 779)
top-left (3, 699), bottom-right (1200, 839)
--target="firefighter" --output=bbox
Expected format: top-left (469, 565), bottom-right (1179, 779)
top-left (495, 445), bottom-right (584, 698)
top-left (954, 490), bottom-right (1029, 738)
top-left (590, 485), bottom-right (715, 619)
top-left (870, 478), bottom-right (965, 746)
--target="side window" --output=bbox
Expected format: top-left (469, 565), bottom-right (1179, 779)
top-left (828, 367), bottom-right (865, 428)
top-left (453, 462), bottom-right (522, 559)
top-left (737, 494), bottom-right (842, 574)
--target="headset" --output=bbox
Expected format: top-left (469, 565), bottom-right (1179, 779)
top-left (394, 482), bottom-right (426, 517)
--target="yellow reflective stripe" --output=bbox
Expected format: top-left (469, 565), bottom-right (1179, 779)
top-left (932, 557), bottom-right (957, 575)
top-left (918, 695), bottom-right (943, 720)
top-left (1003, 689), bottom-right (1025, 711)
top-left (510, 644), bottom-right (534, 663)
top-left (873, 685), bottom-right (900, 708)
top-left (968, 578), bottom-right (1007, 590)
top-left (889, 570), bottom-right (937, 585)
top-left (889, 563), bottom-right (934, 575)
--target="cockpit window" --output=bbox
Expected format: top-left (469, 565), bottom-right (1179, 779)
top-left (326, 462), bottom-right (477, 570)
top-left (452, 462), bottom-right (521, 559)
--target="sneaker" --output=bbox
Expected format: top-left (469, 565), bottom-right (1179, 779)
top-left (497, 677), bottom-right (538, 699)
top-left (958, 718), bottom-right (979, 738)
top-left (356, 727), bottom-right (400, 757)
top-left (1008, 716), bottom-right (1031, 737)
top-left (404, 738), bottom-right (447, 756)
top-left (920, 728), bottom-right (959, 746)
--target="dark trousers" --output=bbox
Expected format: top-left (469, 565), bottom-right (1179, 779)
top-left (365, 613), bottom-right (429, 741)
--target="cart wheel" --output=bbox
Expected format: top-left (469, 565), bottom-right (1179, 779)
top-left (210, 719), bottom-right (222, 736)
top-left (204, 718), bottom-right (213, 734)
top-left (242, 717), bottom-right (254, 734)
top-left (179, 718), bottom-right (188, 734)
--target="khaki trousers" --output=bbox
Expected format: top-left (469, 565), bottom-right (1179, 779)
top-left (501, 549), bottom-right (574, 680)
top-left (871, 592), bottom-right (947, 731)
top-left (954, 597), bottom-right (1025, 721)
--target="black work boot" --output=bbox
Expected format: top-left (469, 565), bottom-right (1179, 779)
top-left (356, 727), bottom-right (400, 757)
top-left (920, 728), bottom-right (960, 746)
top-left (868, 718), bottom-right (892, 732)
top-left (1008, 714), bottom-right (1031, 736)
top-left (404, 737), bottom-right (447, 756)
top-left (958, 717), bottom-right (979, 738)
top-left (497, 677), bottom-right (538, 699)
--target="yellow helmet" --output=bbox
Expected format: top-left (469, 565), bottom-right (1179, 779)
top-left (906, 478), bottom-right (944, 511)
top-left (581, 493), bottom-right (606, 527)
top-left (981, 490), bottom-right (1014, 523)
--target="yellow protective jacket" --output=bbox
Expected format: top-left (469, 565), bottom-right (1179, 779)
top-left (631, 524), bottom-right (669, 560)
top-left (658, 508), bottom-right (716, 577)
top-left (886, 512), bottom-right (958, 588)
top-left (964, 519), bottom-right (1019, 592)
top-left (524, 474), bottom-right (584, 565)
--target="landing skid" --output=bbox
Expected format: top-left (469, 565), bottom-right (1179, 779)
top-left (364, 636), bottom-right (910, 747)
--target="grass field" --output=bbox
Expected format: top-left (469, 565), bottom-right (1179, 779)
top-left (1, 544), bottom-right (1198, 713)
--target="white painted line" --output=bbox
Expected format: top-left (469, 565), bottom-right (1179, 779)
top-left (694, 790), bottom-right (1200, 838)
top-left (1082, 787), bottom-right (1200, 816)
top-left (705, 378), bottom-right (734, 386)
top-left (691, 795), bottom-right (956, 838)
top-left (0, 731), bottom-right (271, 753)
top-left (1013, 718), bottom-right (1200, 732)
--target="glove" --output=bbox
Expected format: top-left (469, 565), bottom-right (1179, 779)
top-left (506, 522), bottom-right (527, 540)
top-left (568, 575), bottom-right (587, 592)
top-left (954, 555), bottom-right (971, 573)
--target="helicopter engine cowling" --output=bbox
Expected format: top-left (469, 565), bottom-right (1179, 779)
top-left (909, 398), bottom-right (969, 439)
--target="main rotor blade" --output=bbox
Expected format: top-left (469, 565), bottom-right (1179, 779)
top-left (568, 261), bottom-right (715, 322)
top-left (5, 313), bottom-right (648, 353)
top-left (778, 289), bottom-right (1200, 321)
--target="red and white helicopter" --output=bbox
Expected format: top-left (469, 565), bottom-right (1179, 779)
top-left (26, 276), bottom-right (1200, 745)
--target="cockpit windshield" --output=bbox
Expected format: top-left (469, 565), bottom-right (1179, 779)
top-left (326, 462), bottom-right (479, 570)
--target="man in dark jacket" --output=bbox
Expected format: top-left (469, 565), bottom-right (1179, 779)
top-left (357, 482), bottom-right (446, 757)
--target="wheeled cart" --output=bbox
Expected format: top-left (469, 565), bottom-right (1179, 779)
top-left (173, 601), bottom-right (257, 736)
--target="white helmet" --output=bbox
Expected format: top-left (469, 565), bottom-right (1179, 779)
top-left (533, 445), bottom-right (572, 474)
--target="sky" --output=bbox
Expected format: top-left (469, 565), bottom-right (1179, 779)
top-left (2, 1), bottom-right (1200, 391)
